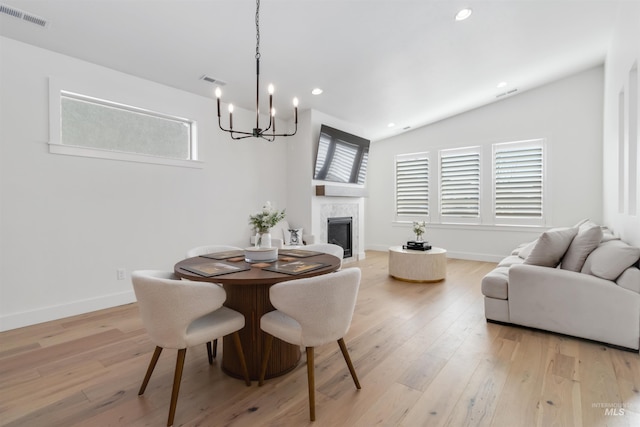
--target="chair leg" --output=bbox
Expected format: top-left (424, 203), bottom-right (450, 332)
top-left (206, 342), bottom-right (213, 365)
top-left (206, 339), bottom-right (219, 365)
top-left (306, 347), bottom-right (316, 421)
top-left (138, 346), bottom-right (163, 395)
top-left (167, 348), bottom-right (187, 427)
top-left (337, 338), bottom-right (361, 389)
top-left (258, 333), bottom-right (274, 386)
top-left (232, 332), bottom-right (251, 386)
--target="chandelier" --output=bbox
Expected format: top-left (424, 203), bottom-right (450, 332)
top-left (215, 0), bottom-right (298, 141)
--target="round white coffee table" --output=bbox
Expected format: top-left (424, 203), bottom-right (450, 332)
top-left (388, 246), bottom-right (447, 282)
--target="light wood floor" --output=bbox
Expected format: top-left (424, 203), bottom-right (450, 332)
top-left (1, 251), bottom-right (639, 427)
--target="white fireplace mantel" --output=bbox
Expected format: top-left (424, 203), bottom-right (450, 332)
top-left (315, 185), bottom-right (367, 198)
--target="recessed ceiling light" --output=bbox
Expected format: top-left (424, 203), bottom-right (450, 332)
top-left (497, 81), bottom-right (507, 88)
top-left (387, 122), bottom-right (395, 128)
top-left (455, 8), bottom-right (472, 21)
top-left (311, 88), bottom-right (323, 95)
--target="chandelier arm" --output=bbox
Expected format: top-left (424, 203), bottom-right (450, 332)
top-left (231, 132), bottom-right (255, 140)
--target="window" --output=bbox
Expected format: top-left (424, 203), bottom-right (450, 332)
top-left (493, 140), bottom-right (544, 224)
top-left (395, 153), bottom-right (429, 219)
top-left (49, 78), bottom-right (201, 168)
top-left (439, 147), bottom-right (480, 220)
top-left (60, 93), bottom-right (193, 160)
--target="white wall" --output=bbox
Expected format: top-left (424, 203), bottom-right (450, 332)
top-left (366, 66), bottom-right (605, 261)
top-left (0, 37), bottom-right (289, 331)
top-left (602, 3), bottom-right (640, 247)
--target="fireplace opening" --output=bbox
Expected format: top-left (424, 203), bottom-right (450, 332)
top-left (327, 217), bottom-right (352, 258)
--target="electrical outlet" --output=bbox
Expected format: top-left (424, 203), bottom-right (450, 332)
top-left (117, 268), bottom-right (126, 280)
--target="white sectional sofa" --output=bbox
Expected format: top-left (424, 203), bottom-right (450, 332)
top-left (482, 220), bottom-right (640, 351)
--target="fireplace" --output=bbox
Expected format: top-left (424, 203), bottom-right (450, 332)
top-left (327, 217), bottom-right (352, 258)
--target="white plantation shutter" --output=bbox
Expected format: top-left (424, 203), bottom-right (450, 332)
top-left (357, 150), bottom-right (368, 185)
top-left (326, 140), bottom-right (358, 183)
top-left (440, 149), bottom-right (480, 217)
top-left (494, 141), bottom-right (543, 219)
top-left (396, 153), bottom-right (429, 217)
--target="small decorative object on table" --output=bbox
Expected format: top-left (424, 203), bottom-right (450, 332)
top-left (244, 246), bottom-right (279, 263)
top-left (412, 221), bottom-right (426, 242)
top-left (404, 240), bottom-right (432, 251)
top-left (249, 201), bottom-right (286, 249)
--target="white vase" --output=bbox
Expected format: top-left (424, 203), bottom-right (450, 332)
top-left (256, 232), bottom-right (272, 248)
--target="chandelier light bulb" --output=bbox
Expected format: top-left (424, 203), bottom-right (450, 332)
top-left (293, 97), bottom-right (299, 107)
top-left (215, 87), bottom-right (222, 98)
top-left (271, 108), bottom-right (276, 116)
top-left (228, 104), bottom-right (234, 113)
top-left (268, 84), bottom-right (274, 94)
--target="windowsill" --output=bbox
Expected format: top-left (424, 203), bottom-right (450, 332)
top-left (48, 143), bottom-right (204, 169)
top-left (392, 221), bottom-right (548, 233)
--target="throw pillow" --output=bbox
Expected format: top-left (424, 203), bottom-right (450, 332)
top-left (581, 240), bottom-right (640, 280)
top-left (517, 239), bottom-right (538, 259)
top-left (284, 228), bottom-right (304, 246)
top-left (560, 221), bottom-right (603, 272)
top-left (523, 227), bottom-right (578, 267)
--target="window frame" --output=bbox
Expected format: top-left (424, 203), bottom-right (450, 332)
top-left (492, 139), bottom-right (546, 226)
top-left (48, 78), bottom-right (202, 168)
top-left (394, 152), bottom-right (431, 222)
top-left (438, 146), bottom-right (482, 224)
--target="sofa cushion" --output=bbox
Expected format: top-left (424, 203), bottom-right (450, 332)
top-left (617, 267), bottom-right (640, 294)
top-left (498, 255), bottom-right (524, 268)
top-left (517, 239), bottom-right (537, 259)
top-left (561, 221), bottom-right (603, 272)
top-left (481, 267), bottom-right (509, 300)
top-left (581, 240), bottom-right (640, 280)
top-left (523, 227), bottom-right (578, 267)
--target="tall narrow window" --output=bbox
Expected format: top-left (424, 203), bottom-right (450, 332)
top-left (395, 153), bottom-right (429, 218)
top-left (440, 148), bottom-right (480, 219)
top-left (493, 140), bottom-right (544, 223)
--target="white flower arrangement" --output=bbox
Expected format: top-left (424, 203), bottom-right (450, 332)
top-left (412, 221), bottom-right (426, 238)
top-left (248, 201), bottom-right (286, 233)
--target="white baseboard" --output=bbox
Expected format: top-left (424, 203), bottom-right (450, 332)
top-left (0, 290), bottom-right (136, 332)
top-left (366, 244), bottom-right (503, 263)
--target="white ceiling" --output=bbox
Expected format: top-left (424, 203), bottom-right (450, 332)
top-left (0, 0), bottom-right (627, 141)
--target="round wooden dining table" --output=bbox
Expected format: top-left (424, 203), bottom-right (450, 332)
top-left (174, 250), bottom-right (341, 380)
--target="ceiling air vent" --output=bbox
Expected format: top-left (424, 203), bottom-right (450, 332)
top-left (0, 3), bottom-right (49, 28)
top-left (200, 75), bottom-right (227, 86)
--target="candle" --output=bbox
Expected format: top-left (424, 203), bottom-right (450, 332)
top-left (215, 87), bottom-right (221, 117)
top-left (271, 108), bottom-right (276, 133)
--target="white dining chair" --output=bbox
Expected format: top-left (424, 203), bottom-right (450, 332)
top-left (258, 267), bottom-right (362, 421)
top-left (132, 270), bottom-right (250, 427)
top-left (303, 243), bottom-right (344, 267)
top-left (185, 244), bottom-right (243, 360)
